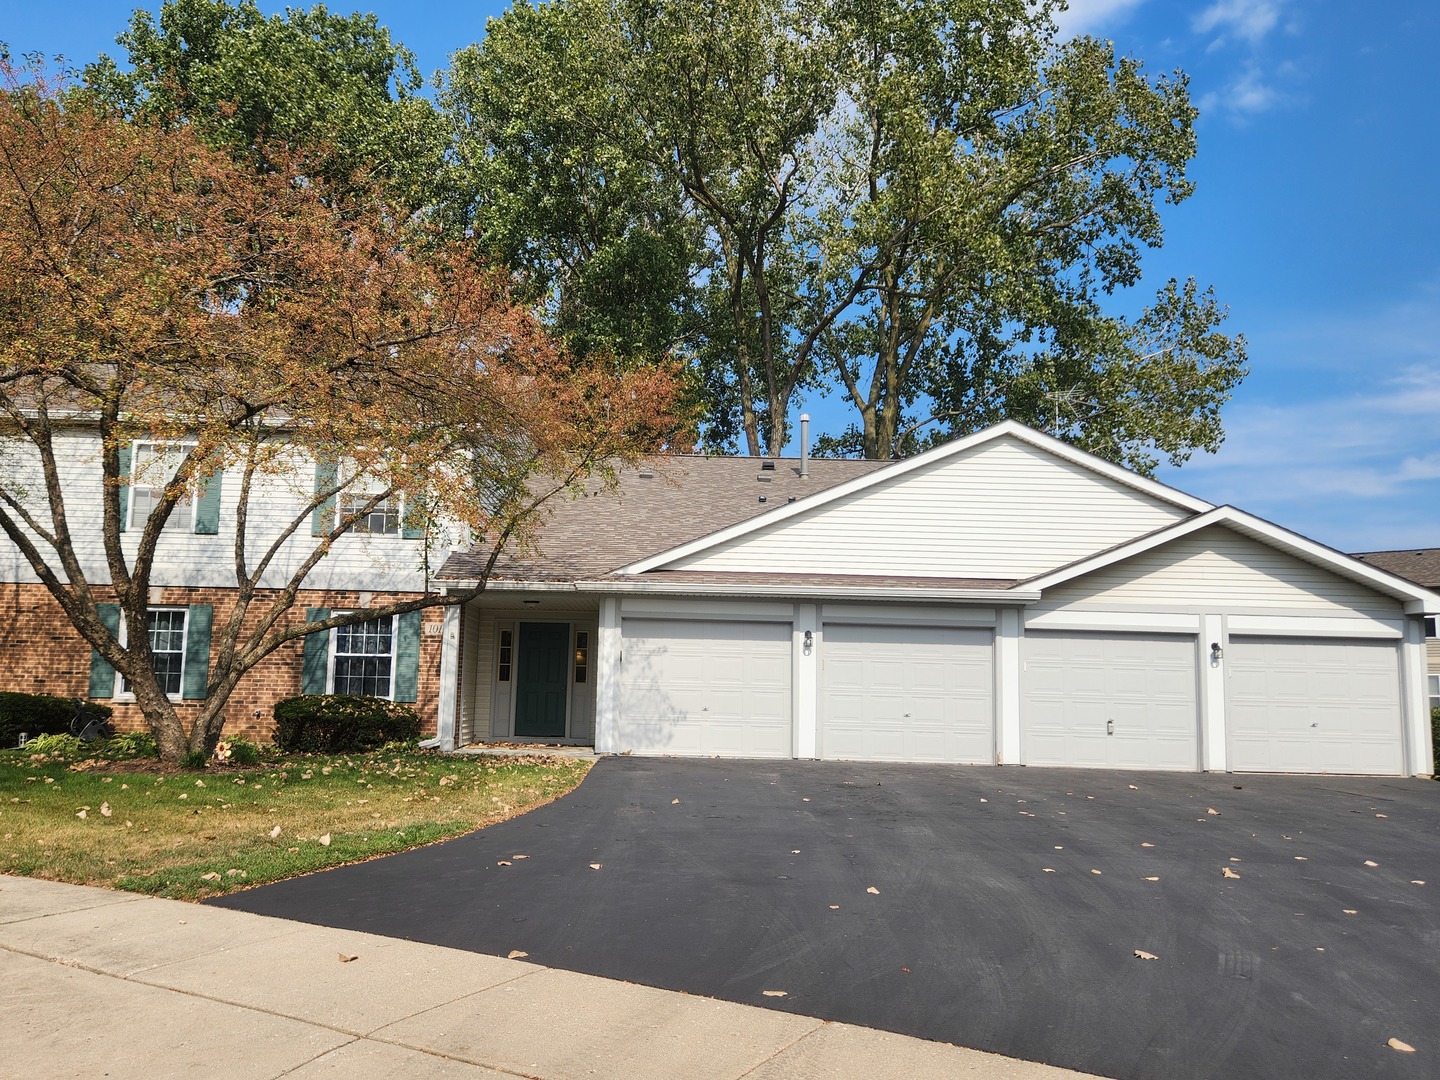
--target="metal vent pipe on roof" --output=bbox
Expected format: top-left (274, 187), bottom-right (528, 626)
top-left (800, 413), bottom-right (810, 479)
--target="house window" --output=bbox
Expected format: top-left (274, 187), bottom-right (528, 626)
top-left (497, 628), bottom-right (513, 682)
top-left (331, 616), bottom-right (395, 698)
top-left (1426, 617), bottom-right (1437, 639)
top-left (574, 630), bottom-right (589, 684)
top-left (341, 478), bottom-right (401, 536)
top-left (119, 608), bottom-right (188, 697)
top-left (130, 443), bottom-right (195, 532)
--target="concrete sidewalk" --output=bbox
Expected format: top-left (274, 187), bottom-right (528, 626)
top-left (1, 875), bottom-right (1102, 1080)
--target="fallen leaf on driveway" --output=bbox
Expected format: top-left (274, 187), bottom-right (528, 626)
top-left (512, 854), bottom-right (529, 860)
top-left (866, 886), bottom-right (880, 894)
top-left (319, 834), bottom-right (331, 847)
top-left (497, 860), bottom-right (512, 867)
top-left (1128, 785), bottom-right (1139, 790)
top-left (1343, 909), bottom-right (1358, 915)
top-left (508, 950), bottom-right (528, 959)
top-left (1412, 880), bottom-right (1426, 886)
top-left (1141, 842), bottom-right (1154, 848)
top-left (1294, 856), bottom-right (1308, 861)
top-left (1043, 868), bottom-right (1056, 873)
top-left (671, 799), bottom-right (680, 804)
top-left (1388, 1038), bottom-right (1415, 1053)
top-left (1054, 845), bottom-right (1064, 850)
top-left (1364, 860), bottom-right (1379, 867)
top-left (1091, 869), bottom-right (1102, 875)
top-left (1376, 813), bottom-right (1388, 819)
top-left (338, 953), bottom-right (358, 963)
top-left (801, 798), bottom-right (810, 802)
top-left (1222, 867), bottom-right (1241, 879)
top-left (589, 863), bottom-right (603, 870)
top-left (979, 798), bottom-right (988, 803)
top-left (1230, 857), bottom-right (1243, 863)
top-left (1145, 876), bottom-right (1160, 882)
top-left (1134, 950), bottom-right (1158, 961)
top-left (1282, 834), bottom-right (1293, 840)
top-left (762, 990), bottom-right (787, 998)
top-left (828, 905), bottom-right (840, 910)
top-left (1207, 807), bottom-right (1221, 816)
top-left (790, 849), bottom-right (801, 854)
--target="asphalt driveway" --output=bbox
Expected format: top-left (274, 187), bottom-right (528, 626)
top-left (212, 758), bottom-right (1439, 1080)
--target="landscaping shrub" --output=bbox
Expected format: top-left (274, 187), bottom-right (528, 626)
top-left (1432, 706), bottom-right (1439, 778)
top-left (272, 695), bottom-right (422, 753)
top-left (107, 731), bottom-right (158, 759)
top-left (0, 692), bottom-right (112, 749)
top-left (227, 737), bottom-right (263, 766)
top-left (181, 749), bottom-right (209, 770)
top-left (25, 732), bottom-right (81, 756)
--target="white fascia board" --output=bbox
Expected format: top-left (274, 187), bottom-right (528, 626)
top-left (476, 576), bottom-right (1039, 605)
top-left (616, 420), bottom-right (1213, 575)
top-left (1024, 505), bottom-right (1440, 609)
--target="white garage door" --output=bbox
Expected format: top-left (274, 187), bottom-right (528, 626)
top-left (1227, 637), bottom-right (1402, 775)
top-left (616, 618), bottom-right (792, 758)
top-left (820, 624), bottom-right (994, 763)
top-left (1022, 632), bottom-right (1199, 770)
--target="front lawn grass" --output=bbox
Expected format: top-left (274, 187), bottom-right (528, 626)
top-left (0, 747), bottom-right (590, 900)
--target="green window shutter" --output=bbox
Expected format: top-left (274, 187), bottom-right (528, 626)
top-left (88, 603), bottom-right (122, 699)
top-left (302, 607), bottom-right (330, 695)
top-left (401, 497), bottom-right (425, 541)
top-left (393, 610), bottom-right (422, 703)
top-left (194, 472), bottom-right (222, 534)
top-left (311, 459), bottom-right (337, 536)
top-left (182, 605), bottom-right (212, 700)
top-left (116, 444), bottom-right (132, 533)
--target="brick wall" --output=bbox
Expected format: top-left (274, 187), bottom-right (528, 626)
top-left (0, 583), bottom-right (444, 743)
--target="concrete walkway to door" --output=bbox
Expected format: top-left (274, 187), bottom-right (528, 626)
top-left (2, 874), bottom-right (1091, 1080)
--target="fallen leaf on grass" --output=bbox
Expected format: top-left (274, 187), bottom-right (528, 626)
top-left (1222, 868), bottom-right (1241, 879)
top-left (1206, 807), bottom-right (1221, 816)
top-left (75, 810), bottom-right (86, 819)
top-left (201, 872), bottom-right (220, 882)
top-left (269, 825), bottom-right (281, 838)
top-left (100, 803), bottom-right (111, 817)
top-left (1364, 860), bottom-right (1379, 868)
top-left (589, 863), bottom-right (603, 870)
top-left (319, 834), bottom-right (331, 847)
top-left (338, 953), bottom-right (358, 963)
top-left (866, 886), bottom-right (880, 894)
top-left (508, 950), bottom-right (528, 960)
top-left (1134, 950), bottom-right (1158, 961)
top-left (762, 990), bottom-right (787, 998)
top-left (1388, 1038), bottom-right (1415, 1053)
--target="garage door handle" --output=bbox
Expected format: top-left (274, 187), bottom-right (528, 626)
top-left (1106, 719), bottom-right (1114, 736)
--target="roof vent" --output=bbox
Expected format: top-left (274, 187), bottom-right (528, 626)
top-left (760, 459), bottom-right (776, 471)
top-left (637, 469), bottom-right (654, 479)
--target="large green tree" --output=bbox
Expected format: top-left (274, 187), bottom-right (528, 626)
top-left (83, 0), bottom-right (448, 208)
top-left (446, 0), bottom-right (1247, 469)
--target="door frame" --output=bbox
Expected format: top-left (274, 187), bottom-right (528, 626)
top-left (495, 618), bottom-right (576, 741)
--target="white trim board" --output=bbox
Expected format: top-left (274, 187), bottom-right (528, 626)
top-left (1025, 610), bottom-right (1201, 634)
top-left (617, 421), bottom-right (1213, 575)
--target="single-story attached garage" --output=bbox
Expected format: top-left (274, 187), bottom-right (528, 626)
top-left (430, 421), bottom-right (1440, 776)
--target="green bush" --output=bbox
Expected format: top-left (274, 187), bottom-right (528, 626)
top-left (225, 737), bottom-right (263, 766)
top-left (272, 695), bottom-right (422, 754)
top-left (0, 692), bottom-right (112, 748)
top-left (25, 732), bottom-right (82, 756)
top-left (181, 749), bottom-right (209, 770)
top-left (1432, 706), bottom-right (1439, 778)
top-left (107, 731), bottom-right (158, 759)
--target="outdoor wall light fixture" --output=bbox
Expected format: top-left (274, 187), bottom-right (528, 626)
top-left (803, 629), bottom-right (814, 650)
top-left (1210, 642), bottom-right (1223, 661)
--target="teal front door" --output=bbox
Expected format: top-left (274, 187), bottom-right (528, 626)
top-left (515, 622), bottom-right (570, 738)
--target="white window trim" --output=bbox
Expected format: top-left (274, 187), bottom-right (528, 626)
top-left (115, 607), bottom-right (189, 702)
top-left (326, 611), bottom-right (398, 700)
top-left (129, 441), bottom-right (201, 534)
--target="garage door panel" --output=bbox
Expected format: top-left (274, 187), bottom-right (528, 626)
top-left (820, 624), bottom-right (994, 764)
top-left (617, 618), bottom-right (792, 758)
top-left (1022, 633), bottom-right (1200, 770)
top-left (1227, 637), bottom-right (1402, 775)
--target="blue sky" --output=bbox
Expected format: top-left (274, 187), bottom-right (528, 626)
top-left (5, 0), bottom-right (1438, 553)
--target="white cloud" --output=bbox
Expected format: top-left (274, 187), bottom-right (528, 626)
top-left (1198, 65), bottom-right (1282, 117)
top-left (1192, 0), bottom-right (1282, 46)
top-left (1051, 0), bottom-right (1149, 38)
top-left (1157, 286), bottom-right (1440, 551)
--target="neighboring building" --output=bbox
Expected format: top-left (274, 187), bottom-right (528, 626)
top-left (1350, 549), bottom-right (1440, 715)
top-left (430, 421), bottom-right (1438, 777)
top-left (2, 419), bottom-right (1436, 775)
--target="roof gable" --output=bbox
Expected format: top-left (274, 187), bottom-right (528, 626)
top-left (630, 425), bottom-right (1205, 580)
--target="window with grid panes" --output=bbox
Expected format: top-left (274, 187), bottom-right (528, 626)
top-left (332, 617), bottom-right (395, 697)
top-left (340, 473), bottom-right (400, 535)
top-left (120, 609), bottom-right (187, 696)
top-left (131, 443), bottom-right (195, 531)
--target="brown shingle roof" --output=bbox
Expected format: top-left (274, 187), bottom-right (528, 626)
top-left (1350, 548), bottom-right (1440, 588)
top-left (438, 456), bottom-right (891, 582)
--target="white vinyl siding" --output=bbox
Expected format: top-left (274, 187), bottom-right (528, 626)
top-left (820, 624), bottom-right (994, 763)
top-left (617, 618), bottom-right (792, 758)
top-left (1041, 527), bottom-right (1404, 616)
top-left (1021, 632), bottom-right (1200, 770)
top-left (665, 436), bottom-right (1190, 579)
top-left (1227, 637), bottom-right (1403, 775)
